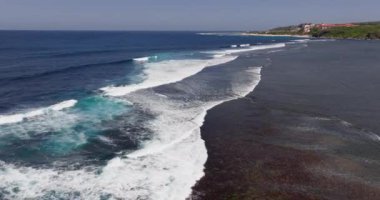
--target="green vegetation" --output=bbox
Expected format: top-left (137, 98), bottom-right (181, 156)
top-left (252, 21), bottom-right (380, 39)
top-left (311, 24), bottom-right (380, 39)
top-left (266, 25), bottom-right (305, 35)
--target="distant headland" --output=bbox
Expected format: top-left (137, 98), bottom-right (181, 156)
top-left (246, 21), bottom-right (380, 40)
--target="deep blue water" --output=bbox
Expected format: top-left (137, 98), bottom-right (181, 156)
top-left (0, 31), bottom-right (293, 113)
top-left (0, 31), bottom-right (297, 199)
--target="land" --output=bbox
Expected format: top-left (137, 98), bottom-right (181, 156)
top-left (247, 21), bottom-right (380, 39)
top-left (241, 33), bottom-right (311, 38)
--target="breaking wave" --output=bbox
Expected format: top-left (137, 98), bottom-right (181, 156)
top-left (102, 43), bottom-right (286, 97)
top-left (0, 63), bottom-right (263, 200)
top-left (0, 100), bottom-right (77, 125)
top-left (208, 43), bottom-right (286, 56)
top-left (0, 42), bottom-right (287, 200)
top-left (101, 56), bottom-right (238, 96)
top-left (133, 56), bottom-right (158, 63)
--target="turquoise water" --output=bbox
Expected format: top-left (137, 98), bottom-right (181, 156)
top-left (0, 95), bottom-right (130, 165)
top-left (0, 31), bottom-right (297, 199)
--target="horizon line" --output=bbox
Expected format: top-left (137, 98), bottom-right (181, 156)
top-left (0, 29), bottom-right (250, 32)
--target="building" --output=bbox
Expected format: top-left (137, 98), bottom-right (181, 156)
top-left (301, 23), bottom-right (317, 33)
top-left (303, 24), bottom-right (313, 33)
top-left (317, 23), bottom-right (356, 30)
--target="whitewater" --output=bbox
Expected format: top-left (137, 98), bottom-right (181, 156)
top-left (0, 100), bottom-right (77, 125)
top-left (0, 43), bottom-right (286, 200)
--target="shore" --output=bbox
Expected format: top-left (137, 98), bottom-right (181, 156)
top-left (242, 33), bottom-right (377, 40)
top-left (191, 40), bottom-right (380, 199)
top-left (241, 32), bottom-right (311, 38)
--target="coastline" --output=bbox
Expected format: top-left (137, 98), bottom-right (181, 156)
top-left (191, 40), bottom-right (380, 199)
top-left (241, 33), bottom-right (379, 41)
top-left (241, 32), bottom-right (311, 38)
top-left (0, 32), bottom-right (297, 199)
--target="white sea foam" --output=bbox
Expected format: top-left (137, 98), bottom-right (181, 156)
top-left (312, 39), bottom-right (336, 42)
top-left (212, 53), bottom-right (226, 58)
top-left (133, 56), bottom-right (150, 62)
top-left (293, 39), bottom-right (310, 43)
top-left (0, 63), bottom-right (263, 200)
top-left (133, 56), bottom-right (158, 63)
top-left (197, 32), bottom-right (239, 36)
top-left (372, 134), bottom-right (380, 142)
top-left (286, 39), bottom-right (311, 44)
top-left (209, 43), bottom-right (286, 56)
top-left (268, 49), bottom-right (284, 53)
top-left (0, 100), bottom-right (77, 125)
top-left (127, 67), bottom-right (262, 159)
top-left (101, 56), bottom-right (238, 97)
top-left (0, 42), bottom-right (281, 199)
top-left (287, 38), bottom-right (335, 45)
top-left (102, 43), bottom-right (286, 97)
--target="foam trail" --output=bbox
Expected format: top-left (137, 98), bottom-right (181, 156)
top-left (293, 39), bottom-right (310, 43)
top-left (0, 43), bottom-right (281, 199)
top-left (133, 56), bottom-right (158, 63)
top-left (0, 100), bottom-right (77, 125)
top-left (209, 43), bottom-right (286, 56)
top-left (122, 66), bottom-right (263, 198)
top-left (286, 39), bottom-right (311, 44)
top-left (373, 134), bottom-right (380, 142)
top-left (101, 55), bottom-right (238, 97)
top-left (0, 64), bottom-right (263, 200)
top-left (133, 56), bottom-right (150, 62)
top-left (240, 43), bottom-right (250, 47)
top-left (102, 43), bottom-right (286, 97)
top-left (197, 32), bottom-right (237, 36)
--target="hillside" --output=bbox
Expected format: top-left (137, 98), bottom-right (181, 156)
top-left (311, 23), bottom-right (380, 39)
top-left (266, 25), bottom-right (305, 35)
top-left (252, 22), bottom-right (380, 39)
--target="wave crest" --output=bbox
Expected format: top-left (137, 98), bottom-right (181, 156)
top-left (0, 100), bottom-right (77, 125)
top-left (101, 55), bottom-right (238, 97)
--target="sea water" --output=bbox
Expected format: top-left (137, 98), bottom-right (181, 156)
top-left (0, 31), bottom-right (298, 199)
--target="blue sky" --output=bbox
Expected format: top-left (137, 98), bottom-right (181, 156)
top-left (0, 0), bottom-right (379, 31)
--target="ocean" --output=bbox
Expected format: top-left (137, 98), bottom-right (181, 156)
top-left (0, 31), bottom-right (299, 199)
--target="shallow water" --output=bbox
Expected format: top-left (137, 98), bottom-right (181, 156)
top-left (191, 40), bottom-right (380, 200)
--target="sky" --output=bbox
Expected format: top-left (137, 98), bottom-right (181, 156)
top-left (0, 0), bottom-right (379, 31)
